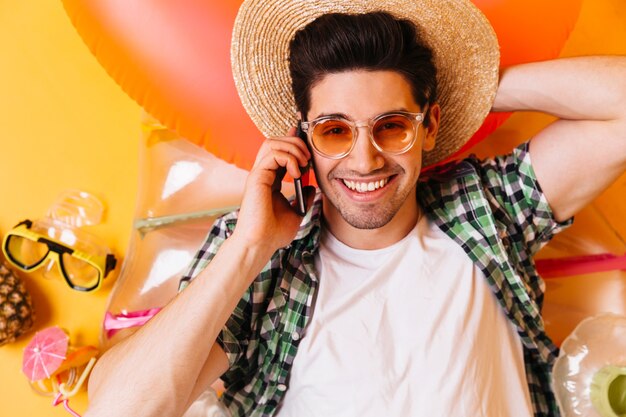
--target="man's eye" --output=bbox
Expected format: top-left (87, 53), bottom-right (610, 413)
top-left (320, 122), bottom-right (349, 136)
top-left (380, 122), bottom-right (402, 130)
top-left (375, 115), bottom-right (411, 133)
top-left (328, 127), bottom-right (345, 135)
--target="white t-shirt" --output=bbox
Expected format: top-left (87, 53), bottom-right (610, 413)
top-left (276, 217), bottom-right (533, 417)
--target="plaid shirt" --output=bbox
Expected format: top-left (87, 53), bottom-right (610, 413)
top-left (182, 142), bottom-right (572, 417)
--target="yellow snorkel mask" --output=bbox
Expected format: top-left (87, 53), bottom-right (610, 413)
top-left (2, 190), bottom-right (118, 292)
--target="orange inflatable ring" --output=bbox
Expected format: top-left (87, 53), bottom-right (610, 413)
top-left (62, 0), bottom-right (582, 171)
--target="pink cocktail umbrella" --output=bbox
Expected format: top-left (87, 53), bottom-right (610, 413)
top-left (22, 326), bottom-right (69, 382)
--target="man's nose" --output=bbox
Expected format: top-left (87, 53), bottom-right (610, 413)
top-left (344, 126), bottom-right (385, 173)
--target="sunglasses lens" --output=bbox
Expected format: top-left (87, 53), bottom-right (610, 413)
top-left (373, 114), bottom-right (415, 153)
top-left (311, 119), bottom-right (353, 157)
top-left (61, 253), bottom-right (100, 290)
top-left (5, 235), bottom-right (49, 269)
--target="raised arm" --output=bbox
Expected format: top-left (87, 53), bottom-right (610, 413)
top-left (492, 56), bottom-right (626, 222)
top-left (85, 130), bottom-right (313, 417)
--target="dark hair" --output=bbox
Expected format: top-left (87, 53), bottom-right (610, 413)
top-left (288, 12), bottom-right (437, 126)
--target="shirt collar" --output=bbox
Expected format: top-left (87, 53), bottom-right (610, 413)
top-left (293, 189), bottom-right (323, 245)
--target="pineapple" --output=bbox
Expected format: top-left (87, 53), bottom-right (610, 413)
top-left (0, 262), bottom-right (34, 346)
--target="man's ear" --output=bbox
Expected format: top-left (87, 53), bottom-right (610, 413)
top-left (422, 103), bottom-right (440, 152)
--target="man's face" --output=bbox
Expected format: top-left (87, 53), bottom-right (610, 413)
top-left (307, 70), bottom-right (439, 233)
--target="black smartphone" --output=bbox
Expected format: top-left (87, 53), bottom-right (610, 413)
top-left (294, 123), bottom-right (310, 216)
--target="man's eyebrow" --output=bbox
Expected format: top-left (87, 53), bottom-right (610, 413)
top-left (313, 112), bottom-right (351, 120)
top-left (312, 108), bottom-right (413, 120)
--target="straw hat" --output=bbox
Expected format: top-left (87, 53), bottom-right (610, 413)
top-left (231, 0), bottom-right (500, 166)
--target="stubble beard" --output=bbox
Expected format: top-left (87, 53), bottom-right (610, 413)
top-left (318, 171), bottom-right (415, 230)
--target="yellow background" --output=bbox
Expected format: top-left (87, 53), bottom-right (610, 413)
top-left (0, 0), bottom-right (624, 416)
top-left (0, 1), bottom-right (140, 415)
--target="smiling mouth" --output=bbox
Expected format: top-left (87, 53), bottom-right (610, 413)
top-left (341, 177), bottom-right (391, 193)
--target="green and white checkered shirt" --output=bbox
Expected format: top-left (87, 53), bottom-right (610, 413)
top-left (182, 142), bottom-right (572, 416)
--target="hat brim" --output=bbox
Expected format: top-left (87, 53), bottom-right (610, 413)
top-left (232, 0), bottom-right (500, 167)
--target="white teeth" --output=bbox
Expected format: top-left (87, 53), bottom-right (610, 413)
top-left (342, 178), bottom-right (389, 192)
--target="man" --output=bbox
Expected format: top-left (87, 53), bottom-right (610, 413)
top-left (85, 0), bottom-right (626, 416)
